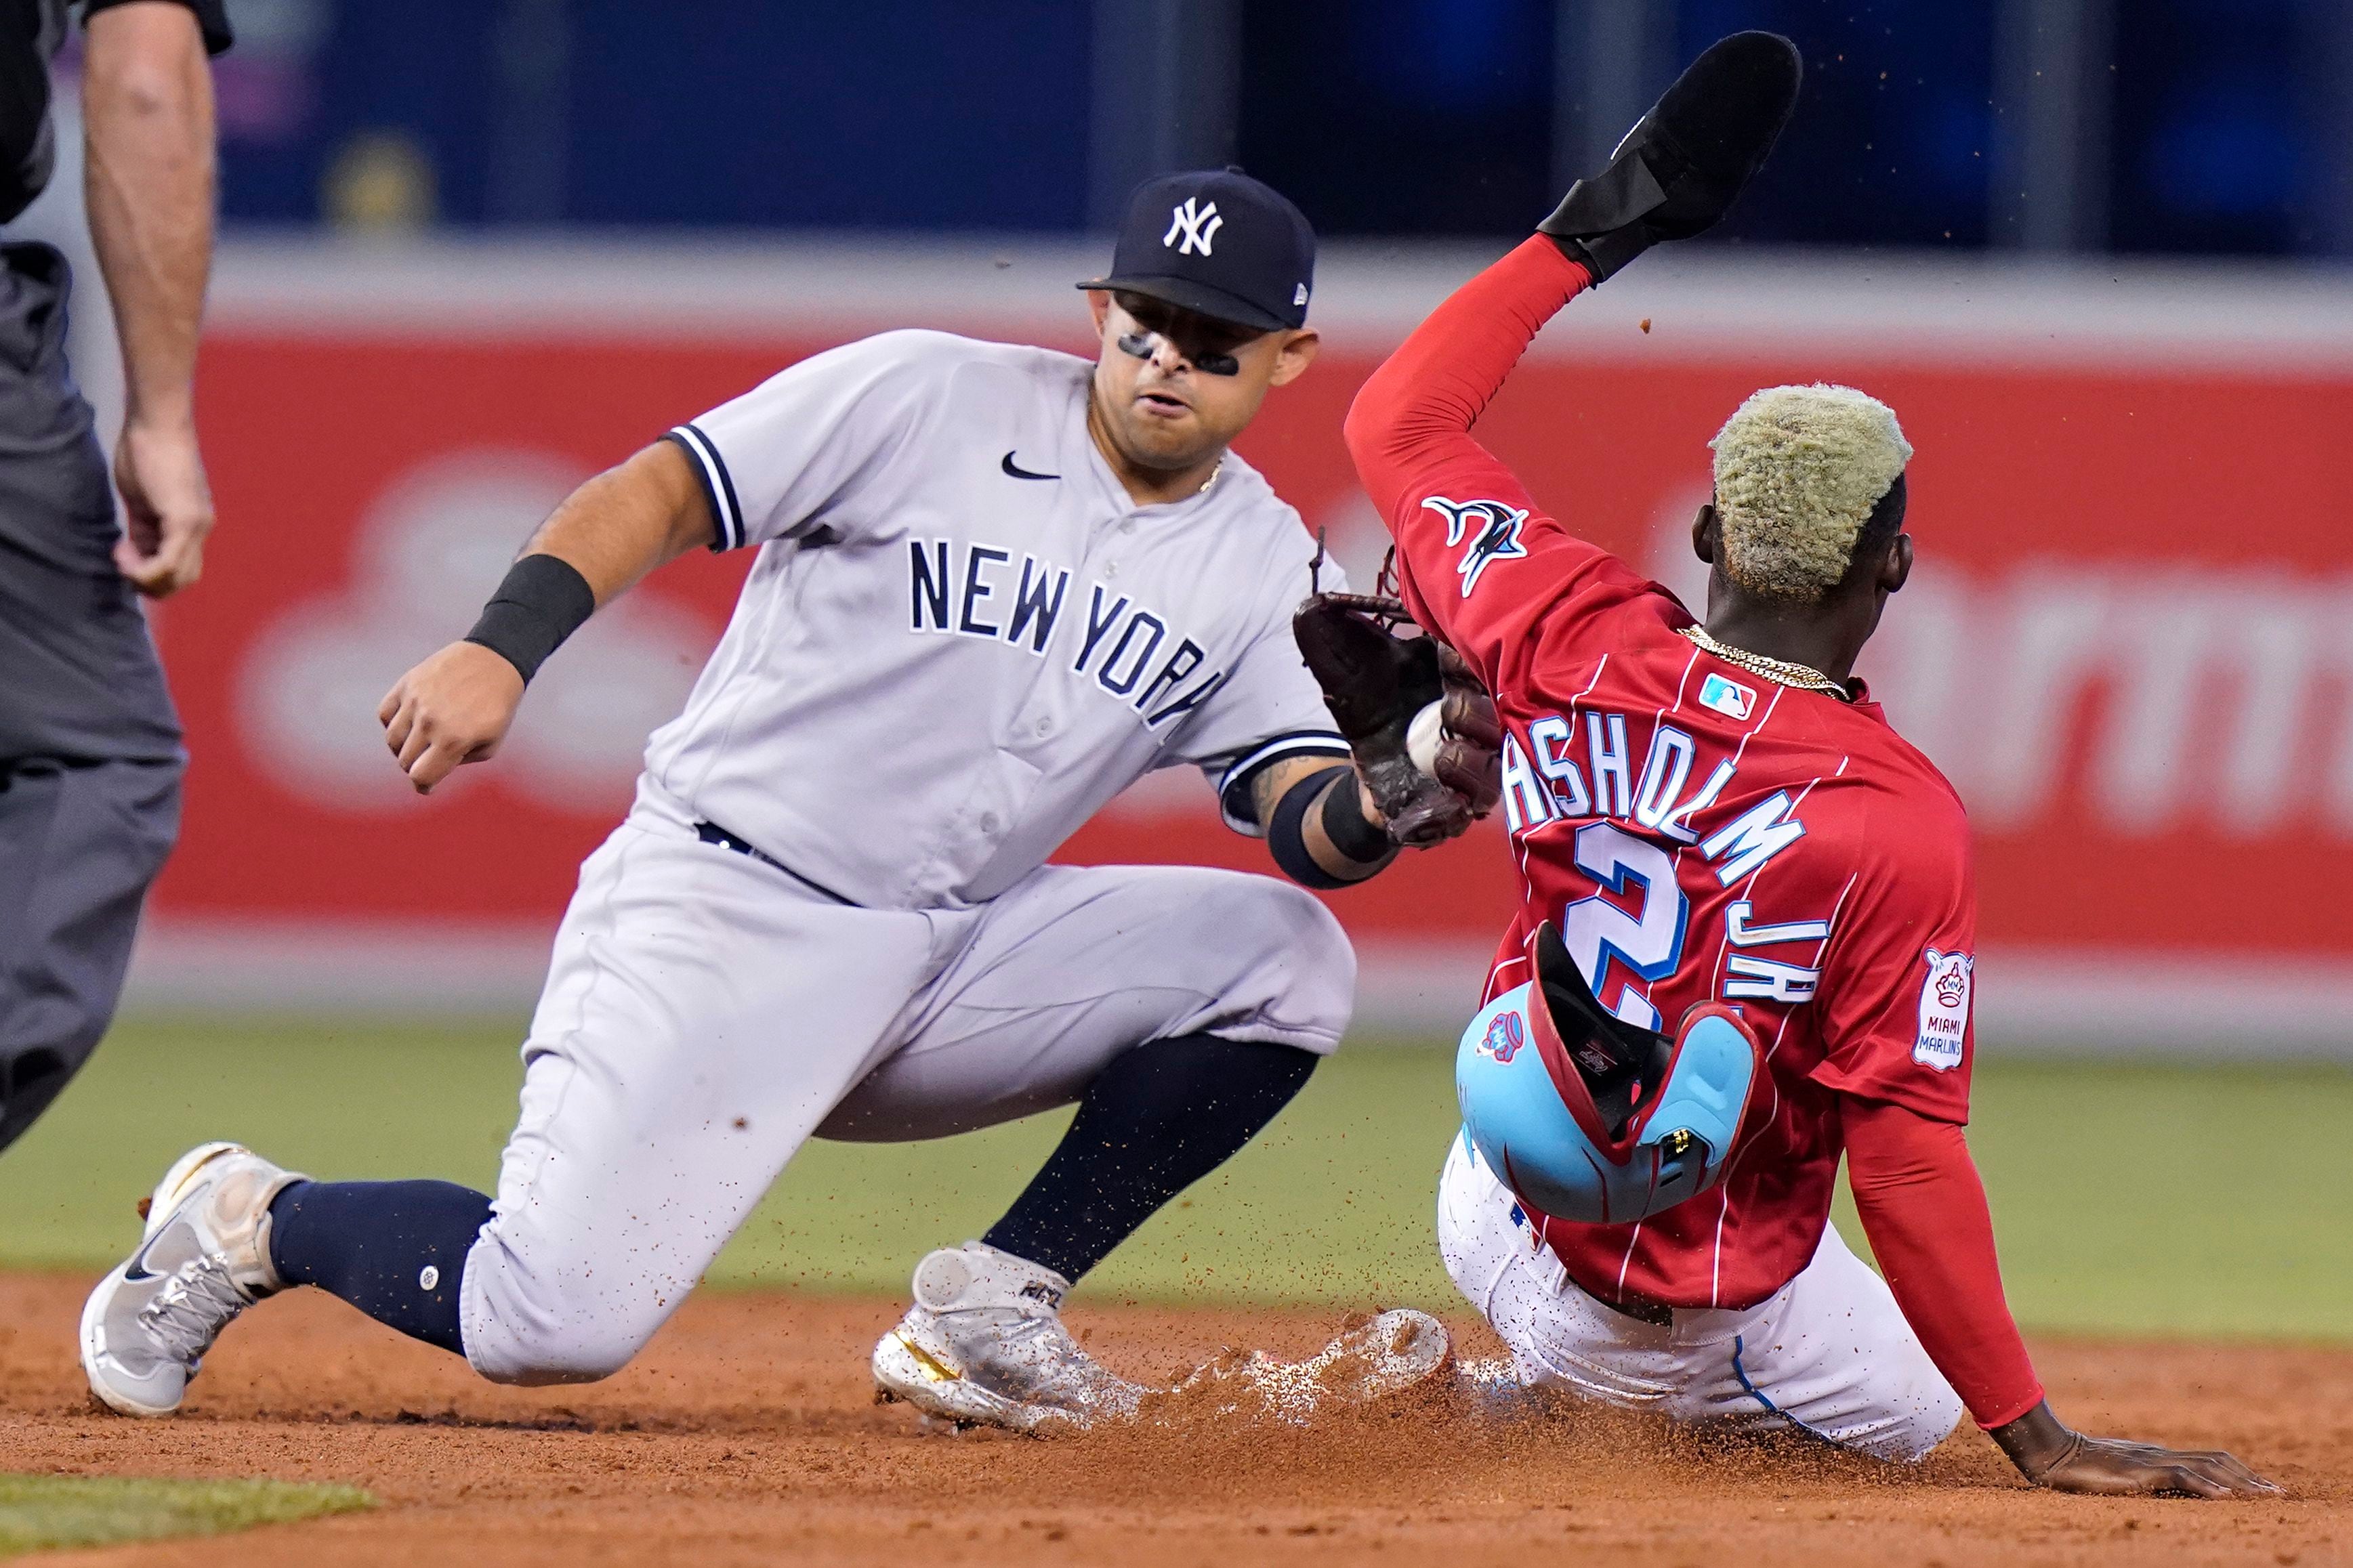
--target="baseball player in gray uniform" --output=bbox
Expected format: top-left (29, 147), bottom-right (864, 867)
top-left (1, 0), bottom-right (230, 1153)
top-left (82, 170), bottom-right (1483, 1432)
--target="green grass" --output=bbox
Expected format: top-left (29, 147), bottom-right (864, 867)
top-left (5, 1017), bottom-right (2350, 1340)
top-left (0, 1474), bottom-right (371, 1555)
top-left (1946, 1061), bottom-right (2353, 1340)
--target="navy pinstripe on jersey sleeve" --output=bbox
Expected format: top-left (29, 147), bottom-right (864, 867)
top-left (664, 424), bottom-right (745, 552)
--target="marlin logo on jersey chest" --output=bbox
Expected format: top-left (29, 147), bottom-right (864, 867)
top-left (1421, 496), bottom-right (1530, 596)
top-left (907, 538), bottom-right (1228, 726)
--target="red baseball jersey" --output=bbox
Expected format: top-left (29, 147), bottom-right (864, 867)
top-left (1348, 237), bottom-right (1978, 1311)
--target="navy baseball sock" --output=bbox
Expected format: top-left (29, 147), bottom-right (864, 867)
top-left (267, 1180), bottom-right (493, 1357)
top-left (982, 1033), bottom-right (1318, 1284)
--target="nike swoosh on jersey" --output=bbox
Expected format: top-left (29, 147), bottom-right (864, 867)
top-left (1000, 451), bottom-right (1058, 481)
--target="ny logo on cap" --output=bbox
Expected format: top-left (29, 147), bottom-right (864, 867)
top-left (1163, 197), bottom-right (1222, 257)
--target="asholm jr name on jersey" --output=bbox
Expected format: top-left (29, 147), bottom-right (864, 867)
top-left (1497, 708), bottom-right (1809, 884)
top-left (907, 538), bottom-right (1230, 728)
top-left (1496, 706), bottom-right (1824, 1028)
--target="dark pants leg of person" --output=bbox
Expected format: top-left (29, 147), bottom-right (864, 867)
top-left (0, 756), bottom-right (181, 1151)
top-left (0, 242), bottom-right (186, 1154)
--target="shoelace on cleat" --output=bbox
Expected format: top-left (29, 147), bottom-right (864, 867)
top-left (135, 1252), bottom-right (251, 1368)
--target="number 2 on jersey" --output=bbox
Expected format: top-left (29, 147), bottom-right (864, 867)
top-left (1560, 822), bottom-right (1690, 1032)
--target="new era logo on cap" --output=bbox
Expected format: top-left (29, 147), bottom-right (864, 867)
top-left (1081, 167), bottom-right (1316, 331)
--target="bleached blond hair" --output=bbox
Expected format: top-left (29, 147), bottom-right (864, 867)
top-left (1707, 384), bottom-right (1913, 602)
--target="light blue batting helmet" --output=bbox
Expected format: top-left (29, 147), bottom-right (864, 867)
top-left (1455, 925), bottom-right (1762, 1227)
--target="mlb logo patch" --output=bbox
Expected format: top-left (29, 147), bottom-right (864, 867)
top-left (1699, 672), bottom-right (1755, 720)
top-left (1913, 948), bottom-right (1973, 1071)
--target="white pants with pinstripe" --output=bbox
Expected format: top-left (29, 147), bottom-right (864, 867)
top-left (1436, 1132), bottom-right (1963, 1461)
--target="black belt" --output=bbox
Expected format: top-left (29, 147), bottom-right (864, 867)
top-left (693, 820), bottom-right (857, 906)
top-left (1587, 1286), bottom-right (1675, 1329)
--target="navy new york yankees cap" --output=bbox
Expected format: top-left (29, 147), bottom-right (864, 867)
top-left (1078, 167), bottom-right (1316, 333)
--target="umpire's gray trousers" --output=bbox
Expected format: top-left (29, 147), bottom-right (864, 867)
top-left (0, 757), bottom-right (178, 1149)
top-left (0, 241), bottom-right (184, 1153)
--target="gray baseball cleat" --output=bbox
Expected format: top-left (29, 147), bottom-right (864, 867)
top-left (80, 1142), bottom-right (306, 1417)
top-left (871, 1241), bottom-right (1145, 1436)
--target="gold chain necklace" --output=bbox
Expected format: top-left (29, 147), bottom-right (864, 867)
top-left (1679, 624), bottom-right (1852, 700)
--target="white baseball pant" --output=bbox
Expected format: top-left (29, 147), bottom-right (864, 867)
top-left (457, 787), bottom-right (1352, 1385)
top-left (1436, 1132), bottom-right (1963, 1460)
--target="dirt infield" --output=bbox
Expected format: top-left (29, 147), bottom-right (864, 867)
top-left (0, 1274), bottom-right (2344, 1566)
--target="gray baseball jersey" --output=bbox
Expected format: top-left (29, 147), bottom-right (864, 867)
top-left (646, 328), bottom-right (1348, 910)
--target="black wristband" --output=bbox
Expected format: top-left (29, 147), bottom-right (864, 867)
top-left (463, 554), bottom-right (597, 683)
top-left (1268, 765), bottom-right (1352, 891)
top-left (1319, 767), bottom-right (1396, 864)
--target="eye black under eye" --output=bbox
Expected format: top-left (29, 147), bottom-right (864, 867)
top-left (1117, 329), bottom-right (1240, 377)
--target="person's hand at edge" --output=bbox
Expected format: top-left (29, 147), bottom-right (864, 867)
top-left (1993, 1399), bottom-right (2279, 1498)
top-left (112, 416), bottom-right (213, 596)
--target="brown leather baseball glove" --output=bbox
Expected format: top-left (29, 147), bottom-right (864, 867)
top-left (1292, 591), bottom-right (1503, 848)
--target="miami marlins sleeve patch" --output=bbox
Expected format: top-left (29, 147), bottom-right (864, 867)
top-left (1913, 948), bottom-right (1972, 1071)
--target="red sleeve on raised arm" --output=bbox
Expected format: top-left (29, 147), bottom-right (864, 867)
top-left (1343, 236), bottom-right (1591, 522)
top-left (1339, 238), bottom-right (1673, 689)
top-left (1843, 1096), bottom-right (2045, 1430)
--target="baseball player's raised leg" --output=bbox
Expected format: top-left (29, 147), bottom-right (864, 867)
top-left (1435, 1132), bottom-right (1960, 1460)
top-left (824, 861), bottom-right (1355, 1431)
top-left (83, 813), bottom-right (955, 1414)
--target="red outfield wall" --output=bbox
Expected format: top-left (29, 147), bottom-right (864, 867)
top-left (139, 244), bottom-right (2353, 1046)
